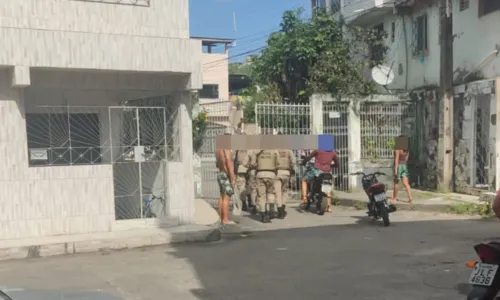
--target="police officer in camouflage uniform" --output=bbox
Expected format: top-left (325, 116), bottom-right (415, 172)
top-left (245, 149), bottom-right (278, 223)
top-left (275, 149), bottom-right (296, 219)
top-left (234, 149), bottom-right (250, 215)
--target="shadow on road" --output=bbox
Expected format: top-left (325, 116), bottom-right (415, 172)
top-left (167, 216), bottom-right (500, 300)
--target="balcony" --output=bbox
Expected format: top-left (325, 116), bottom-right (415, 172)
top-left (342, 0), bottom-right (394, 26)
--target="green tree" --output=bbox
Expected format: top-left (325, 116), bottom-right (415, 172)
top-left (252, 9), bottom-right (387, 103)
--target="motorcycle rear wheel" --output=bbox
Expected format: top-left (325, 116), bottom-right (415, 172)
top-left (380, 205), bottom-right (390, 226)
top-left (317, 196), bottom-right (328, 215)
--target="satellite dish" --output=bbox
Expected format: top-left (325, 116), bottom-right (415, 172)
top-left (371, 65), bottom-right (395, 86)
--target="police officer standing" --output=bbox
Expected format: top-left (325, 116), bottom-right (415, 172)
top-left (245, 149), bottom-right (278, 223)
top-left (275, 149), bottom-right (296, 219)
top-left (246, 151), bottom-right (258, 214)
top-left (234, 148), bottom-right (250, 216)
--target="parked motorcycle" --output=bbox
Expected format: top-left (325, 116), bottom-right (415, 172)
top-left (465, 242), bottom-right (500, 299)
top-left (351, 171), bottom-right (395, 226)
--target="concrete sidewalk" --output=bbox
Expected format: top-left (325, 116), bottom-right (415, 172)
top-left (288, 188), bottom-right (494, 214)
top-left (0, 199), bottom-right (222, 262)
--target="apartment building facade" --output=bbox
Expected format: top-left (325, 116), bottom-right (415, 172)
top-left (0, 0), bottom-right (202, 240)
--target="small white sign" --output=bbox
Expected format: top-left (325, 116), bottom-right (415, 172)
top-left (30, 148), bottom-right (48, 161)
top-left (329, 111), bottom-right (340, 119)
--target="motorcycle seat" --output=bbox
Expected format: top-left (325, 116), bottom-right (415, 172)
top-left (370, 183), bottom-right (385, 189)
top-left (316, 172), bottom-right (333, 180)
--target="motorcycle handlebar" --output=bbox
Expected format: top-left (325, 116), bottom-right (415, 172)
top-left (350, 171), bottom-right (386, 177)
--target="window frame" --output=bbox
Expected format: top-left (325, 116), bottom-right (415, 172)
top-left (199, 84), bottom-right (220, 99)
top-left (415, 14), bottom-right (428, 56)
top-left (26, 113), bottom-right (102, 166)
top-left (478, 0), bottom-right (500, 17)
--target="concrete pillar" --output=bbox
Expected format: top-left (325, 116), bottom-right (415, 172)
top-left (165, 91), bottom-right (195, 224)
top-left (348, 100), bottom-right (362, 190)
top-left (310, 94), bottom-right (324, 134)
top-left (437, 89), bottom-right (454, 191)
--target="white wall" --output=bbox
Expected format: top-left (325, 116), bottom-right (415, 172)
top-left (365, 4), bottom-right (440, 91)
top-left (200, 53), bottom-right (229, 101)
top-left (364, 0), bottom-right (500, 91)
top-left (453, 0), bottom-right (500, 81)
top-left (0, 71), bottom-right (115, 239)
top-left (0, 68), bottom-right (195, 239)
top-left (0, 0), bottom-right (202, 89)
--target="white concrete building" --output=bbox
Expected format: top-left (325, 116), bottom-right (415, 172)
top-left (334, 0), bottom-right (500, 90)
top-left (192, 37), bottom-right (233, 104)
top-left (0, 0), bottom-right (201, 240)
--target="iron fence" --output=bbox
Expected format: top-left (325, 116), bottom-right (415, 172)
top-left (359, 102), bottom-right (416, 160)
top-left (323, 101), bottom-right (350, 191)
top-left (25, 98), bottom-right (180, 221)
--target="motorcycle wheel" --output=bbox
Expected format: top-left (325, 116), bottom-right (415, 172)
top-left (380, 205), bottom-right (390, 226)
top-left (317, 196), bottom-right (328, 215)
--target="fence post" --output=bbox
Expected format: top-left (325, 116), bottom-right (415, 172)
top-left (496, 78), bottom-right (500, 191)
top-left (348, 99), bottom-right (362, 190)
top-left (310, 94), bottom-right (324, 134)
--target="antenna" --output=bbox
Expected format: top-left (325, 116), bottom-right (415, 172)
top-left (233, 11), bottom-right (237, 47)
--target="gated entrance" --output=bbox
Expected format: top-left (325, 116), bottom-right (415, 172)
top-left (322, 101), bottom-right (350, 191)
top-left (109, 106), bottom-right (168, 220)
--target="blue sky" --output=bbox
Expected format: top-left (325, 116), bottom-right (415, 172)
top-left (189, 0), bottom-right (311, 62)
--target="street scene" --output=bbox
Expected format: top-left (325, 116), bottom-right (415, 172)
top-left (0, 207), bottom-right (494, 300)
top-left (1, 0), bottom-right (500, 299)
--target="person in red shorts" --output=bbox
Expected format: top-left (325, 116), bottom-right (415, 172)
top-left (300, 149), bottom-right (339, 212)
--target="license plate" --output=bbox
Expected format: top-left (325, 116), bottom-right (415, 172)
top-left (321, 184), bottom-right (331, 193)
top-left (469, 263), bottom-right (499, 286)
top-left (373, 193), bottom-right (387, 202)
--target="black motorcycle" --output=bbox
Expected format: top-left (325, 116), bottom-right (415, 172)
top-left (303, 171), bottom-right (333, 215)
top-left (351, 171), bottom-right (395, 226)
top-left (465, 242), bottom-right (500, 300)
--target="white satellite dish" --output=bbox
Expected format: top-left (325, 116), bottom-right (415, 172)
top-left (371, 64), bottom-right (395, 86)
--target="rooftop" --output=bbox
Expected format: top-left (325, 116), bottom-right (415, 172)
top-left (191, 36), bottom-right (235, 46)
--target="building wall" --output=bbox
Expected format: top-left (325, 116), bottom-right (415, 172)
top-left (0, 68), bottom-right (195, 240)
top-left (453, 1), bottom-right (500, 81)
top-left (363, 4), bottom-right (440, 91)
top-left (0, 0), bottom-right (202, 88)
top-left (358, 0), bottom-right (500, 91)
top-left (200, 53), bottom-right (229, 102)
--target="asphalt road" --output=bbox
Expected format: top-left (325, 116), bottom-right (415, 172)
top-left (0, 207), bottom-right (498, 300)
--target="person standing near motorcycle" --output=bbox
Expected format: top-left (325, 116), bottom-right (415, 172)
top-left (275, 148), bottom-right (296, 219)
top-left (245, 149), bottom-right (279, 223)
top-left (392, 142), bottom-right (413, 204)
top-left (300, 149), bottom-right (339, 212)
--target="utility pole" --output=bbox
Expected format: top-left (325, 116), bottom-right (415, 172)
top-left (438, 0), bottom-right (453, 191)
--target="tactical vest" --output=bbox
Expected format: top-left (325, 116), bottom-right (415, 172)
top-left (236, 150), bottom-right (248, 165)
top-left (277, 150), bottom-right (289, 170)
top-left (256, 150), bottom-right (277, 172)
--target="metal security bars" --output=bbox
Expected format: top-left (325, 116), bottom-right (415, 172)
top-left (25, 100), bottom-right (181, 221)
top-left (255, 102), bottom-right (311, 195)
top-left (322, 101), bottom-right (350, 191)
top-left (360, 102), bottom-right (415, 160)
top-left (196, 101), bottom-right (234, 201)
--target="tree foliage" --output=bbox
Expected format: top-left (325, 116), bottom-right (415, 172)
top-left (251, 9), bottom-right (388, 103)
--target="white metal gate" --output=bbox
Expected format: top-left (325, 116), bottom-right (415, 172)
top-left (322, 101), bottom-right (350, 191)
top-left (196, 101), bottom-right (233, 200)
top-left (109, 106), bottom-right (168, 220)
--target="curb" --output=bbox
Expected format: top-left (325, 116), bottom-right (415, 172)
top-left (335, 198), bottom-right (453, 213)
top-left (0, 226), bottom-right (221, 262)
